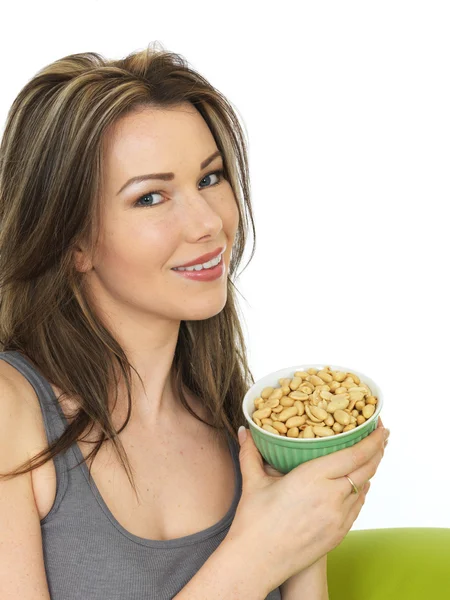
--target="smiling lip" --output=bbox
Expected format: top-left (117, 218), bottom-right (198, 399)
top-left (172, 247), bottom-right (225, 269)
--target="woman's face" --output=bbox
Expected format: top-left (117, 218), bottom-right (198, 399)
top-left (76, 103), bottom-right (239, 324)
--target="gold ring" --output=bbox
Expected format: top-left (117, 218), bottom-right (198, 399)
top-left (345, 475), bottom-right (359, 494)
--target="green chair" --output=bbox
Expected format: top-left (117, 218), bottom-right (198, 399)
top-left (327, 527), bottom-right (450, 599)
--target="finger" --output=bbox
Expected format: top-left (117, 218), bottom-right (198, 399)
top-left (341, 481), bottom-right (371, 530)
top-left (311, 420), bottom-right (387, 480)
top-left (340, 444), bottom-right (384, 500)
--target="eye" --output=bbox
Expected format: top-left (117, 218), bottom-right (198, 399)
top-left (133, 169), bottom-right (225, 208)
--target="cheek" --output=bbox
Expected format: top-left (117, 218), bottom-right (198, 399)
top-left (95, 217), bottom-right (175, 274)
top-left (224, 195), bottom-right (240, 238)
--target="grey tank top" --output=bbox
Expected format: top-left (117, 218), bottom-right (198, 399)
top-left (0, 351), bottom-right (281, 600)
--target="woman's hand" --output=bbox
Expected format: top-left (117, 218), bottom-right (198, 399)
top-left (227, 417), bottom-right (388, 595)
top-left (264, 418), bottom-right (386, 599)
top-left (263, 415), bottom-right (386, 483)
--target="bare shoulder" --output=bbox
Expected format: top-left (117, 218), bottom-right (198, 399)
top-left (0, 358), bottom-right (44, 455)
top-left (0, 359), bottom-right (52, 599)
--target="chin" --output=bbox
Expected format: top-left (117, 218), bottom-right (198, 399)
top-left (180, 297), bottom-right (227, 321)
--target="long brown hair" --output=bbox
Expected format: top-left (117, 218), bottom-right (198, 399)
top-left (0, 42), bottom-right (256, 496)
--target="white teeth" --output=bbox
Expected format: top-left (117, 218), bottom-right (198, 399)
top-left (175, 253), bottom-right (222, 272)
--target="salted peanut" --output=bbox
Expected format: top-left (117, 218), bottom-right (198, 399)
top-left (334, 409), bottom-right (351, 426)
top-left (278, 406), bottom-right (298, 422)
top-left (300, 383), bottom-right (314, 394)
top-left (289, 391), bottom-right (309, 401)
top-left (348, 396), bottom-right (358, 411)
top-left (310, 405), bottom-right (328, 421)
top-left (329, 381), bottom-right (341, 392)
top-left (305, 404), bottom-right (323, 423)
top-left (252, 368), bottom-right (377, 437)
top-left (333, 371), bottom-right (347, 382)
top-left (285, 415), bottom-right (307, 428)
top-left (253, 407), bottom-right (272, 420)
top-left (307, 368), bottom-right (318, 375)
top-left (272, 421), bottom-right (288, 434)
top-left (310, 375), bottom-right (325, 386)
top-left (312, 386), bottom-right (322, 399)
top-left (310, 390), bottom-right (320, 406)
top-left (280, 396), bottom-right (295, 407)
top-left (302, 425), bottom-right (315, 438)
top-left (349, 391), bottom-right (365, 403)
top-left (262, 424), bottom-right (280, 435)
top-left (335, 386), bottom-right (348, 394)
top-left (264, 397), bottom-right (280, 409)
top-left (254, 397), bottom-right (265, 409)
top-left (349, 386), bottom-right (368, 395)
top-left (294, 371), bottom-right (309, 378)
top-left (326, 397), bottom-right (350, 413)
top-left (268, 388), bottom-right (284, 400)
top-left (341, 381), bottom-right (355, 389)
top-left (317, 370), bottom-right (333, 383)
top-left (313, 426), bottom-right (334, 437)
top-left (362, 404), bottom-right (375, 419)
top-left (287, 427), bottom-right (300, 438)
top-left (334, 392), bottom-right (350, 400)
top-left (314, 384), bottom-right (328, 393)
top-left (324, 414), bottom-right (334, 427)
top-left (293, 400), bottom-right (305, 416)
top-left (306, 419), bottom-right (323, 427)
top-left (289, 376), bottom-right (302, 390)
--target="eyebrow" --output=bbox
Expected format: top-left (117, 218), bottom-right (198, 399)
top-left (116, 149), bottom-right (223, 196)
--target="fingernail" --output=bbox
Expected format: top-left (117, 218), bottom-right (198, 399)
top-left (384, 428), bottom-right (390, 440)
top-left (238, 426), bottom-right (247, 445)
top-left (384, 438), bottom-right (389, 448)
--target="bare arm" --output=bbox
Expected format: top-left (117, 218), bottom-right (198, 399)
top-left (0, 376), bottom-right (51, 600)
top-left (280, 555), bottom-right (329, 600)
top-left (173, 533), bottom-right (272, 600)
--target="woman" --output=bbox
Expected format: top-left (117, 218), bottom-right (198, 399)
top-left (0, 43), bottom-right (388, 599)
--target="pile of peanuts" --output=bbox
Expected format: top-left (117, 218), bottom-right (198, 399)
top-left (251, 366), bottom-right (378, 438)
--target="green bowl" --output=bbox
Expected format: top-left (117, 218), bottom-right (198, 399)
top-left (242, 364), bottom-right (384, 474)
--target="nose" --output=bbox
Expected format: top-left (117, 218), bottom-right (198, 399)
top-left (179, 190), bottom-right (223, 240)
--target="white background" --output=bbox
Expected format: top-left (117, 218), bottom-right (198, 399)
top-left (1, 0), bottom-right (449, 530)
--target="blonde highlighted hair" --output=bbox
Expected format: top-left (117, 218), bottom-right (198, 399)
top-left (0, 42), bottom-right (257, 496)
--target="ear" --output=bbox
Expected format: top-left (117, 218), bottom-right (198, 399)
top-left (73, 244), bottom-right (93, 273)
